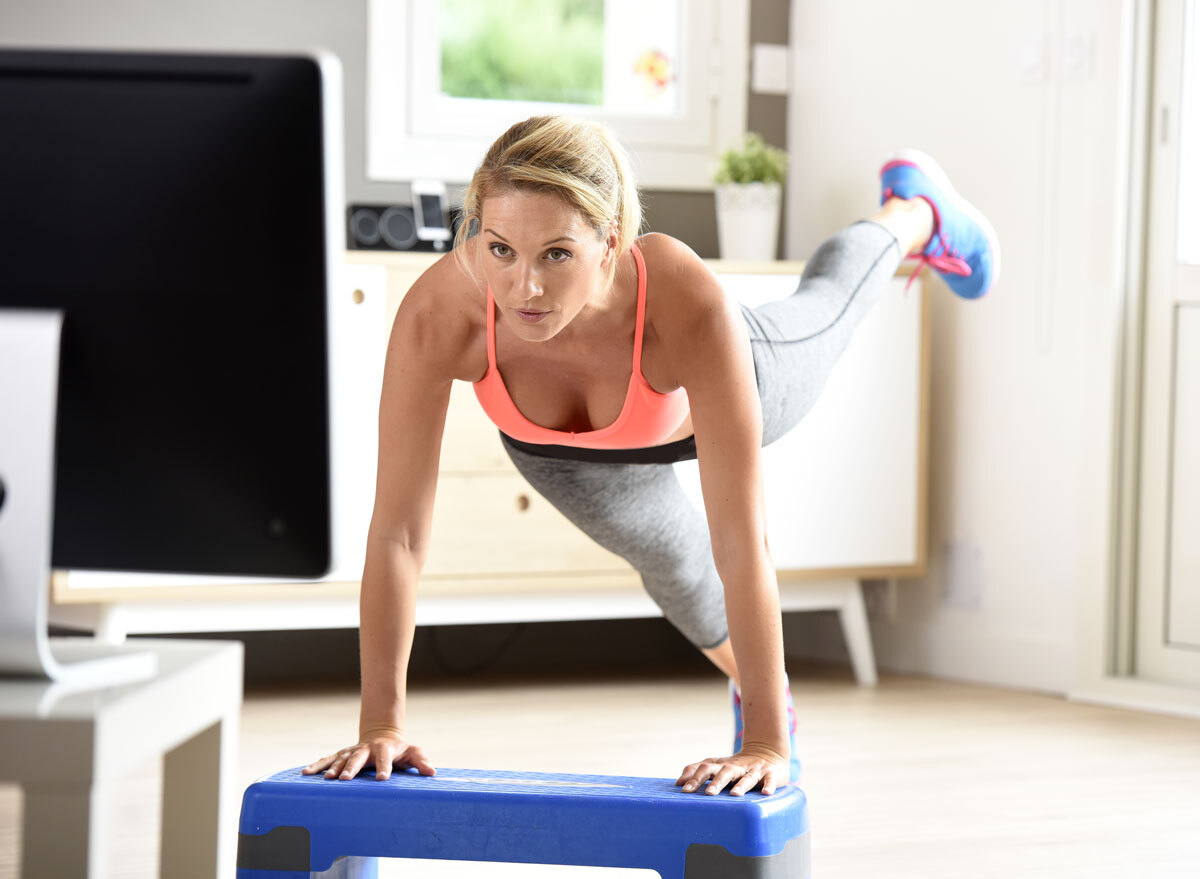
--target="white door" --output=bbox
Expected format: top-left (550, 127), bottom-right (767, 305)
top-left (1137, 0), bottom-right (1200, 685)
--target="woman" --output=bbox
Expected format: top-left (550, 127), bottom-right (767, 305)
top-left (305, 115), bottom-right (999, 797)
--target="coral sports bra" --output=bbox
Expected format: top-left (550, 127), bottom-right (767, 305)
top-left (472, 244), bottom-right (691, 449)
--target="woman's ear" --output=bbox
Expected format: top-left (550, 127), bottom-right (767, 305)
top-left (602, 225), bottom-right (619, 262)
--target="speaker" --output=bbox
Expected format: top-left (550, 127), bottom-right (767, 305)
top-left (347, 203), bottom-right (468, 251)
top-left (348, 204), bottom-right (418, 251)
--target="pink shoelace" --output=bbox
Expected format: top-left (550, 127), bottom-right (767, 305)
top-left (884, 185), bottom-right (973, 291)
top-left (906, 237), bottom-right (972, 292)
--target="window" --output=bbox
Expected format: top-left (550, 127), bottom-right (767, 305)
top-left (367, 0), bottom-right (749, 190)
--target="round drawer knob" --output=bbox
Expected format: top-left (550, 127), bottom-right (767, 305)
top-left (352, 288), bottom-right (365, 305)
top-left (516, 493), bottom-right (531, 512)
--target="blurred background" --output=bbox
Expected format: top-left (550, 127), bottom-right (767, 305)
top-left (1, 0), bottom-right (1195, 731)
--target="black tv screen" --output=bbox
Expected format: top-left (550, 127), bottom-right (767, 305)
top-left (0, 49), bottom-right (333, 578)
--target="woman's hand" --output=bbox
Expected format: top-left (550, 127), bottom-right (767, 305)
top-left (302, 726), bottom-right (436, 782)
top-left (675, 742), bottom-right (788, 797)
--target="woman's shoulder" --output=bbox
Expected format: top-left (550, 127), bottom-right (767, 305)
top-left (635, 231), bottom-right (703, 274)
top-left (636, 232), bottom-right (725, 298)
top-left (634, 232), bottom-right (733, 329)
top-left (391, 239), bottom-right (489, 383)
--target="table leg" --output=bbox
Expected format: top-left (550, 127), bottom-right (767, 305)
top-left (161, 710), bottom-right (239, 879)
top-left (22, 783), bottom-right (107, 878)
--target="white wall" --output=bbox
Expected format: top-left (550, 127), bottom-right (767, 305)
top-left (783, 0), bottom-right (1134, 693)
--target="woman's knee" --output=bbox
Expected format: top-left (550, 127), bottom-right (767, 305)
top-left (641, 567), bottom-right (727, 649)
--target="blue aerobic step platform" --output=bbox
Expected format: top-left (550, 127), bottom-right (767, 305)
top-left (237, 766), bottom-right (811, 878)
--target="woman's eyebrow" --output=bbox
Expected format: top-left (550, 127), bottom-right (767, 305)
top-left (483, 229), bottom-right (576, 247)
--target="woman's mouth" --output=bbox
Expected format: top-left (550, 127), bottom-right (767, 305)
top-left (516, 309), bottom-right (549, 324)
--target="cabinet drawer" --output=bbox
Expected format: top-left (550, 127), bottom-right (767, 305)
top-left (424, 474), bottom-right (633, 577)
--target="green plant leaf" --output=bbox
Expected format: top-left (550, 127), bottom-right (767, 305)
top-left (714, 132), bottom-right (789, 184)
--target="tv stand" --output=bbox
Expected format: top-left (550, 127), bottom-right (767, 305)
top-left (0, 309), bottom-right (155, 685)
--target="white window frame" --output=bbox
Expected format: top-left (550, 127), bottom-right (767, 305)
top-left (366, 0), bottom-right (748, 190)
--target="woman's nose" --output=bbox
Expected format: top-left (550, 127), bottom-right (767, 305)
top-left (518, 262), bottom-right (544, 296)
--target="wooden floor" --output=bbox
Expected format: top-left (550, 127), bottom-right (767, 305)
top-left (3, 662), bottom-right (1199, 878)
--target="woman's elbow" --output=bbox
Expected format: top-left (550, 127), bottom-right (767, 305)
top-left (712, 535), bottom-right (773, 579)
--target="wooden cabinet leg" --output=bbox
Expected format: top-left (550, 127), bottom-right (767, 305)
top-left (839, 580), bottom-right (879, 686)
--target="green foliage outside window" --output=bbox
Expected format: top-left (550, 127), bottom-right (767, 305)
top-left (440, 0), bottom-right (604, 105)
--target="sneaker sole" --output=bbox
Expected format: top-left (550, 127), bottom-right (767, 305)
top-left (885, 148), bottom-right (1002, 294)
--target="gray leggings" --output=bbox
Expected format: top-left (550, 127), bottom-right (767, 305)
top-left (500, 221), bottom-right (903, 649)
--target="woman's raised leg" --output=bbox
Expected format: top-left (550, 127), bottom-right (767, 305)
top-left (747, 150), bottom-right (998, 446)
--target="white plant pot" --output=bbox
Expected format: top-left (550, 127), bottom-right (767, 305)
top-left (714, 181), bottom-right (782, 261)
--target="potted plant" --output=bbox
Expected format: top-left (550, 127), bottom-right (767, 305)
top-left (714, 132), bottom-right (789, 261)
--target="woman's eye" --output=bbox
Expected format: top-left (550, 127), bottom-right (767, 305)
top-left (489, 243), bottom-right (511, 257)
top-left (546, 248), bottom-right (571, 261)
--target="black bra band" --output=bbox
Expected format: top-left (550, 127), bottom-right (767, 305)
top-left (498, 431), bottom-right (699, 465)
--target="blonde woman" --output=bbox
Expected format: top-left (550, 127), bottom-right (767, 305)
top-left (306, 115), bottom-right (998, 797)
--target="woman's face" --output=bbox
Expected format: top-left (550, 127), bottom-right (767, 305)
top-left (478, 189), bottom-right (614, 342)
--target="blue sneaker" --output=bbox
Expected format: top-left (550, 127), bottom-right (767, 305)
top-left (730, 678), bottom-right (802, 784)
top-left (880, 149), bottom-right (1001, 299)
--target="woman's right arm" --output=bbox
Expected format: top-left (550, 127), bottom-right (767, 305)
top-left (303, 272), bottom-right (463, 781)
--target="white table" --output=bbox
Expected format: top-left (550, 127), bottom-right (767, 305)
top-left (0, 639), bottom-right (242, 878)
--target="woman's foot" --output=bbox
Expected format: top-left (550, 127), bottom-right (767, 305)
top-left (730, 678), bottom-right (802, 784)
top-left (880, 149), bottom-right (1001, 299)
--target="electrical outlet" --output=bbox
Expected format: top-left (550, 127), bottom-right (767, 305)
top-left (751, 43), bottom-right (790, 95)
top-left (942, 539), bottom-right (984, 610)
top-left (1015, 34), bottom-right (1050, 83)
top-left (1062, 29), bottom-right (1095, 80)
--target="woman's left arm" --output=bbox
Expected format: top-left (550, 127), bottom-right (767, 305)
top-left (648, 236), bottom-right (790, 795)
